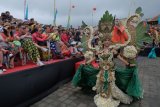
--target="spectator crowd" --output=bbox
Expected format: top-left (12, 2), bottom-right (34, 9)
top-left (146, 25), bottom-right (160, 47)
top-left (0, 11), bottom-right (83, 74)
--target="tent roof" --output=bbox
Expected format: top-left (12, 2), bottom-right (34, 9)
top-left (148, 15), bottom-right (160, 22)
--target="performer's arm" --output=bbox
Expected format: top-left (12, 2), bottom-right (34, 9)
top-left (117, 55), bottom-right (136, 67)
top-left (117, 55), bottom-right (129, 65)
top-left (112, 49), bottom-right (135, 67)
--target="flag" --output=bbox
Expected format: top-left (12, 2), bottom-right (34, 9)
top-left (93, 7), bottom-right (96, 11)
top-left (158, 15), bottom-right (160, 25)
top-left (72, 5), bottom-right (75, 8)
top-left (67, 15), bottom-right (71, 28)
top-left (54, 9), bottom-right (58, 26)
top-left (25, 4), bottom-right (28, 20)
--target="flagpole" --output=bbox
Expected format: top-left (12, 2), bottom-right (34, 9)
top-left (92, 7), bottom-right (96, 26)
top-left (67, 0), bottom-right (71, 29)
top-left (128, 0), bottom-right (135, 17)
top-left (54, 0), bottom-right (56, 26)
top-left (92, 10), bottom-right (93, 26)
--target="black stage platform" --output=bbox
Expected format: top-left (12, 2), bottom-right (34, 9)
top-left (0, 58), bottom-right (82, 107)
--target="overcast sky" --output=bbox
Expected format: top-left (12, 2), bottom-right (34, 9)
top-left (0, 0), bottom-right (159, 27)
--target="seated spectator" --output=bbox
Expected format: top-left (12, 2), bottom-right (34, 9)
top-left (74, 29), bottom-right (81, 42)
top-left (0, 47), bottom-right (5, 73)
top-left (49, 29), bottom-right (64, 59)
top-left (29, 18), bottom-right (35, 26)
top-left (61, 30), bottom-right (69, 46)
top-left (32, 27), bottom-right (48, 52)
top-left (1, 13), bottom-right (6, 22)
top-left (69, 35), bottom-right (75, 45)
top-left (16, 26), bottom-right (44, 66)
top-left (0, 25), bottom-right (19, 69)
top-left (59, 41), bottom-right (71, 57)
top-left (70, 41), bottom-right (81, 57)
top-left (5, 11), bottom-right (13, 22)
top-left (0, 26), bottom-right (7, 73)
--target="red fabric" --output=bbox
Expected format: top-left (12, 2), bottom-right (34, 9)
top-left (61, 33), bottom-right (69, 43)
top-left (14, 31), bottom-right (21, 37)
top-left (111, 26), bottom-right (128, 44)
top-left (0, 33), bottom-right (14, 42)
top-left (60, 43), bottom-right (71, 57)
top-left (62, 51), bottom-right (71, 57)
top-left (1, 59), bottom-right (69, 75)
top-left (0, 33), bottom-right (7, 41)
top-left (32, 32), bottom-right (47, 43)
top-left (75, 60), bottom-right (99, 71)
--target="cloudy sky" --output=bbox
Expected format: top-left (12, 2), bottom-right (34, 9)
top-left (0, 0), bottom-right (159, 27)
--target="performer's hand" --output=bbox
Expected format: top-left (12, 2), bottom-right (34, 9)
top-left (129, 64), bottom-right (136, 67)
top-left (112, 49), bottom-right (118, 54)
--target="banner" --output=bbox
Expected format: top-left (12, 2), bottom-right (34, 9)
top-left (24, 0), bottom-right (26, 20)
top-left (25, 4), bottom-right (28, 20)
top-left (54, 9), bottom-right (58, 26)
top-left (158, 16), bottom-right (160, 25)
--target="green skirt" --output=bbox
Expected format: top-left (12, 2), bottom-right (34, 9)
top-left (115, 66), bottom-right (143, 99)
top-left (72, 64), bottom-right (143, 99)
top-left (72, 64), bottom-right (99, 89)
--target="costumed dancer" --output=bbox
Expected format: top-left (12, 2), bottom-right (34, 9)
top-left (94, 12), bottom-right (143, 107)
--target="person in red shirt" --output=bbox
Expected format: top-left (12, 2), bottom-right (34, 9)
top-left (111, 21), bottom-right (128, 44)
top-left (32, 28), bottom-right (48, 44)
top-left (61, 30), bottom-right (69, 46)
top-left (32, 27), bottom-right (48, 52)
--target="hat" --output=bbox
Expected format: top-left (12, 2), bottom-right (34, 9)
top-left (0, 26), bottom-right (4, 33)
top-left (13, 40), bottom-right (21, 46)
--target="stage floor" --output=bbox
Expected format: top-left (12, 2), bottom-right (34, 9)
top-left (1, 58), bottom-right (69, 75)
top-left (31, 57), bottom-right (160, 107)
